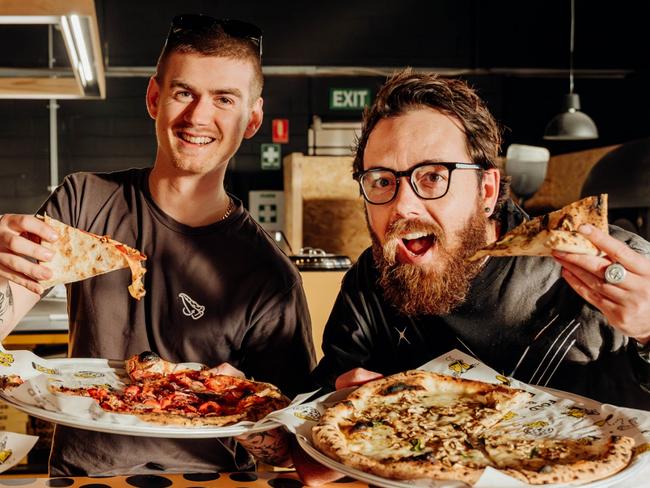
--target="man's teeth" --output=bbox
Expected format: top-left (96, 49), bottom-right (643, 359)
top-left (180, 133), bottom-right (214, 145)
top-left (403, 232), bottom-right (429, 240)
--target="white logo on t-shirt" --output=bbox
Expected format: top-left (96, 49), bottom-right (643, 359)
top-left (178, 293), bottom-right (205, 320)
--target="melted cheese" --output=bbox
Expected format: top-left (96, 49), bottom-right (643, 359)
top-left (344, 395), bottom-right (500, 467)
top-left (486, 437), bottom-right (602, 470)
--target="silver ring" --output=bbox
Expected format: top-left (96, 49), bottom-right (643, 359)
top-left (604, 263), bottom-right (627, 285)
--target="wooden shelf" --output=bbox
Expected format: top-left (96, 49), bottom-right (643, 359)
top-left (2, 332), bottom-right (68, 347)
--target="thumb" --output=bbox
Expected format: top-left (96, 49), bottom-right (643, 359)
top-left (335, 368), bottom-right (383, 390)
top-left (208, 362), bottom-right (246, 379)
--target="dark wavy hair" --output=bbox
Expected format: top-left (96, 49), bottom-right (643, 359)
top-left (353, 69), bottom-right (510, 219)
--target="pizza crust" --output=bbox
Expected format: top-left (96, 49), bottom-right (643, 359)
top-left (136, 411), bottom-right (247, 427)
top-left (497, 436), bottom-right (634, 485)
top-left (125, 351), bottom-right (200, 381)
top-left (469, 194), bottom-right (608, 261)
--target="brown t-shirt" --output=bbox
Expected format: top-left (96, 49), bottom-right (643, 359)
top-left (38, 168), bottom-right (316, 476)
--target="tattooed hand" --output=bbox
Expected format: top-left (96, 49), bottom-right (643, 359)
top-left (235, 427), bottom-right (292, 467)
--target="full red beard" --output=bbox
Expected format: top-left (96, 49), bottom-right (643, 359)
top-left (371, 204), bottom-right (491, 316)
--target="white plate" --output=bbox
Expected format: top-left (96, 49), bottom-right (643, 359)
top-left (0, 357), bottom-right (283, 438)
top-left (298, 421), bottom-right (650, 488)
top-left (0, 394), bottom-right (280, 438)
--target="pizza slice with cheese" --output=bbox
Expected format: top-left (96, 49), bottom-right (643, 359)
top-left (37, 214), bottom-right (147, 299)
top-left (468, 194), bottom-right (608, 261)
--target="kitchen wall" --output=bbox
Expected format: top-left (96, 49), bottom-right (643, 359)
top-left (1, 0), bottom-right (649, 214)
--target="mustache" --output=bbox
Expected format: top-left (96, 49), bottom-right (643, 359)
top-left (382, 218), bottom-right (446, 265)
top-left (374, 207), bottom-right (491, 317)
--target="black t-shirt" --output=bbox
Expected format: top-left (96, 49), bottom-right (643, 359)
top-left (39, 168), bottom-right (316, 476)
top-left (312, 201), bottom-right (650, 410)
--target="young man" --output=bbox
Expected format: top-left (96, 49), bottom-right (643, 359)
top-left (311, 70), bottom-right (650, 408)
top-left (0, 15), bottom-right (315, 475)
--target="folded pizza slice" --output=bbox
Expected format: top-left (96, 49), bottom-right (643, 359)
top-left (469, 194), bottom-right (608, 261)
top-left (37, 214), bottom-right (147, 299)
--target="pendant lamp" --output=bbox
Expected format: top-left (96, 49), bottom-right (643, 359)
top-left (544, 0), bottom-right (598, 140)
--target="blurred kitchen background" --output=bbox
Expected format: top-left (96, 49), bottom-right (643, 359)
top-left (2, 0), bottom-right (649, 212)
top-left (2, 0), bottom-right (650, 470)
top-left (3, 0), bottom-right (650, 330)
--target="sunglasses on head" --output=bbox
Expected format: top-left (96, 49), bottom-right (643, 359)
top-left (168, 14), bottom-right (263, 58)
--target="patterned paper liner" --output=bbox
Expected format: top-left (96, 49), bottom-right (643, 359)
top-left (0, 431), bottom-right (39, 474)
top-left (0, 349), bottom-right (313, 438)
top-left (265, 349), bottom-right (650, 488)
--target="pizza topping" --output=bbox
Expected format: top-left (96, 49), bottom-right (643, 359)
top-left (0, 374), bottom-right (24, 390)
top-left (49, 351), bottom-right (289, 427)
top-left (339, 394), bottom-right (506, 466)
top-left (380, 382), bottom-right (422, 395)
top-left (409, 438), bottom-right (423, 451)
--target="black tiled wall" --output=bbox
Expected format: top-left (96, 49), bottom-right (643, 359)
top-left (1, 0), bottom-right (650, 214)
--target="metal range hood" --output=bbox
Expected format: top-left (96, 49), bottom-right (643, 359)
top-left (0, 0), bottom-right (105, 99)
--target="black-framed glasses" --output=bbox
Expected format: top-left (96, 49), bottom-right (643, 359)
top-left (353, 162), bottom-right (482, 205)
top-left (168, 14), bottom-right (263, 58)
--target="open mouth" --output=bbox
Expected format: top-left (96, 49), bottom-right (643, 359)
top-left (177, 131), bottom-right (215, 146)
top-left (402, 232), bottom-right (436, 256)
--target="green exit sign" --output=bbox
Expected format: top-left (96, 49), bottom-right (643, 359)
top-left (329, 88), bottom-right (371, 110)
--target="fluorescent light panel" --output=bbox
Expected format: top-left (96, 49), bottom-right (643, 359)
top-left (69, 14), bottom-right (93, 83)
top-left (59, 15), bottom-right (84, 86)
top-left (59, 14), bottom-right (97, 92)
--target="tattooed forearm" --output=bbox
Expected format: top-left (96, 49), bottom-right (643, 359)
top-left (236, 428), bottom-right (292, 467)
top-left (0, 282), bottom-right (14, 324)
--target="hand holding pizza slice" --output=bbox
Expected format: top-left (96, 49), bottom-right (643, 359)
top-left (36, 215), bottom-right (146, 299)
top-left (468, 194), bottom-right (608, 261)
top-left (552, 215), bottom-right (650, 343)
top-left (468, 193), bottom-right (650, 343)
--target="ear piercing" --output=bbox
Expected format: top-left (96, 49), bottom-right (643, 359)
top-left (484, 207), bottom-right (491, 213)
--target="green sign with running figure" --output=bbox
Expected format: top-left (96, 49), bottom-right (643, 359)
top-left (329, 88), bottom-right (371, 110)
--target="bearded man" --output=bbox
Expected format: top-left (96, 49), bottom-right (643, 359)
top-left (309, 69), bottom-right (650, 413)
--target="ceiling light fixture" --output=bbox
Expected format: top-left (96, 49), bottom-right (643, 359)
top-left (0, 0), bottom-right (104, 99)
top-left (543, 0), bottom-right (598, 140)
